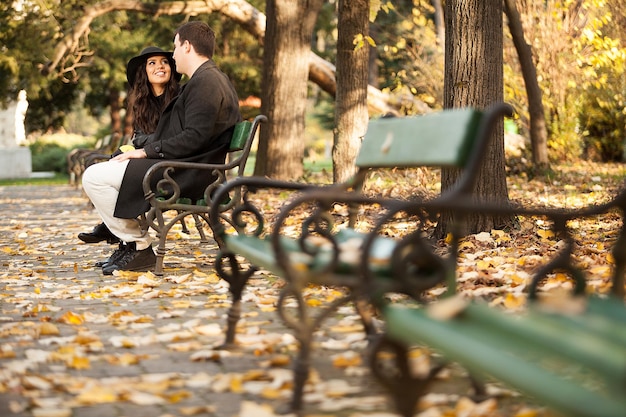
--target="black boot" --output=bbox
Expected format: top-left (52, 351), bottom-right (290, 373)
top-left (78, 222), bottom-right (120, 244)
top-left (102, 242), bottom-right (156, 275)
top-left (95, 242), bottom-right (128, 267)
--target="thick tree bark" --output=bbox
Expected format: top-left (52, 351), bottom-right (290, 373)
top-left (332, 0), bottom-right (369, 183)
top-left (254, 0), bottom-right (325, 179)
top-left (436, 0), bottom-right (516, 238)
top-left (503, 0), bottom-right (549, 169)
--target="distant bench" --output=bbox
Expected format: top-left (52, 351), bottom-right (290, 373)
top-left (140, 115), bottom-right (266, 275)
top-left (67, 133), bottom-right (125, 186)
top-left (208, 103), bottom-right (625, 415)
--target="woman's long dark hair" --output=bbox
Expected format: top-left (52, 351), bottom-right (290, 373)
top-left (127, 60), bottom-right (179, 134)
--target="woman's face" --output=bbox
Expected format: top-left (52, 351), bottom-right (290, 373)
top-left (145, 55), bottom-right (172, 91)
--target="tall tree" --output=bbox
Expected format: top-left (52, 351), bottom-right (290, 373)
top-left (332, 0), bottom-right (369, 183)
top-left (503, 0), bottom-right (549, 170)
top-left (436, 0), bottom-right (516, 238)
top-left (254, 0), bottom-right (325, 179)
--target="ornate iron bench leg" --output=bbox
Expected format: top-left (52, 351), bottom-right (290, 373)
top-left (192, 213), bottom-right (209, 243)
top-left (289, 335), bottom-right (311, 413)
top-left (215, 253), bottom-right (258, 348)
top-left (178, 210), bottom-right (190, 234)
top-left (354, 297), bottom-right (378, 337)
top-left (154, 231), bottom-right (167, 276)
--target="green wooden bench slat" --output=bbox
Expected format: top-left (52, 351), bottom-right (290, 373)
top-left (355, 108), bottom-right (482, 169)
top-left (383, 305), bottom-right (626, 417)
top-left (230, 120), bottom-right (253, 151)
top-left (224, 235), bottom-right (284, 276)
top-left (466, 303), bottom-right (626, 386)
top-left (527, 296), bottom-right (626, 348)
top-left (225, 229), bottom-right (397, 278)
top-left (587, 294), bottom-right (626, 321)
top-left (388, 303), bottom-right (626, 386)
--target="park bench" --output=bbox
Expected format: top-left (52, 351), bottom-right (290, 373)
top-left (209, 103), bottom-right (544, 412)
top-left (209, 103), bottom-right (626, 415)
top-left (141, 114), bottom-right (266, 276)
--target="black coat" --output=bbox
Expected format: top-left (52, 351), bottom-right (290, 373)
top-left (114, 60), bottom-right (242, 219)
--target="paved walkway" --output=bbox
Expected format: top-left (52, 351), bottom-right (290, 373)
top-left (0, 184), bottom-right (397, 417)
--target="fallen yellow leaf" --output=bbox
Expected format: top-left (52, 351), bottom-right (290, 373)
top-left (69, 355), bottom-right (90, 370)
top-left (537, 229), bottom-right (555, 239)
top-left (38, 322), bottom-right (60, 336)
top-left (58, 311), bottom-right (84, 325)
top-left (331, 351), bottom-right (362, 368)
top-left (75, 387), bottom-right (118, 405)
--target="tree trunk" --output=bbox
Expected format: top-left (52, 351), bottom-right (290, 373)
top-left (108, 86), bottom-right (123, 149)
top-left (333, 0), bottom-right (369, 183)
top-left (255, 0), bottom-right (325, 179)
top-left (436, 0), bottom-right (516, 238)
top-left (503, 0), bottom-right (549, 169)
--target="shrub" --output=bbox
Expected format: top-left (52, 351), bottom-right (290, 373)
top-left (28, 132), bottom-right (95, 173)
top-left (29, 142), bottom-right (69, 173)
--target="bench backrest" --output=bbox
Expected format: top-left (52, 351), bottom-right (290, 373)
top-left (356, 108), bottom-right (483, 169)
top-left (229, 120), bottom-right (254, 152)
top-left (226, 114), bottom-right (267, 177)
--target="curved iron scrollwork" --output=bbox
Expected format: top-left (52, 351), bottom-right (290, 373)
top-left (231, 189), bottom-right (266, 236)
top-left (360, 204), bottom-right (449, 302)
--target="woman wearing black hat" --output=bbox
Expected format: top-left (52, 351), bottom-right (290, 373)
top-left (126, 46), bottom-right (182, 149)
top-left (78, 46), bottom-right (181, 245)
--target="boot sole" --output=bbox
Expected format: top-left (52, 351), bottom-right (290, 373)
top-left (78, 235), bottom-right (120, 244)
top-left (102, 263), bottom-right (156, 275)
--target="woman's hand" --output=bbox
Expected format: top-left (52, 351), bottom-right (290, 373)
top-left (111, 148), bottom-right (147, 161)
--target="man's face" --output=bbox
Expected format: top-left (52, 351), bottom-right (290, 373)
top-left (172, 34), bottom-right (184, 74)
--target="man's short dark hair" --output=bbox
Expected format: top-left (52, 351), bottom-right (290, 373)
top-left (175, 21), bottom-right (215, 59)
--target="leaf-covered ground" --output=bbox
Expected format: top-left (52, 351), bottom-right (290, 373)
top-left (1, 161), bottom-right (625, 417)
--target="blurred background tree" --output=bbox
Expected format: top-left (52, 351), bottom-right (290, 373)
top-left (2, 0), bottom-right (626, 176)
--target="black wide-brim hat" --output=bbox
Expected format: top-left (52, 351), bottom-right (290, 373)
top-left (126, 46), bottom-right (182, 87)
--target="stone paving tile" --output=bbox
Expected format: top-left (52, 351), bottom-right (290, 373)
top-left (0, 184), bottom-right (397, 417)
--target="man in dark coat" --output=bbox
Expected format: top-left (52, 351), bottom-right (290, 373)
top-left (82, 21), bottom-right (241, 275)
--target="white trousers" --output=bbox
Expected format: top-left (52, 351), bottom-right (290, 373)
top-left (82, 160), bottom-right (152, 250)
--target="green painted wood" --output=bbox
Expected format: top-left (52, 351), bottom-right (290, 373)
top-left (468, 303), bottom-right (626, 385)
top-left (525, 297), bottom-right (626, 353)
top-left (356, 108), bottom-right (482, 169)
top-left (225, 229), bottom-right (398, 278)
top-left (229, 120), bottom-right (253, 151)
top-left (383, 304), bottom-right (626, 417)
top-left (225, 235), bottom-right (284, 276)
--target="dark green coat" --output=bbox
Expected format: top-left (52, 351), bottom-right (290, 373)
top-left (114, 60), bottom-right (241, 219)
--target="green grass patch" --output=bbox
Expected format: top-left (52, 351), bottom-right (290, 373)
top-left (0, 173), bottom-right (69, 186)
